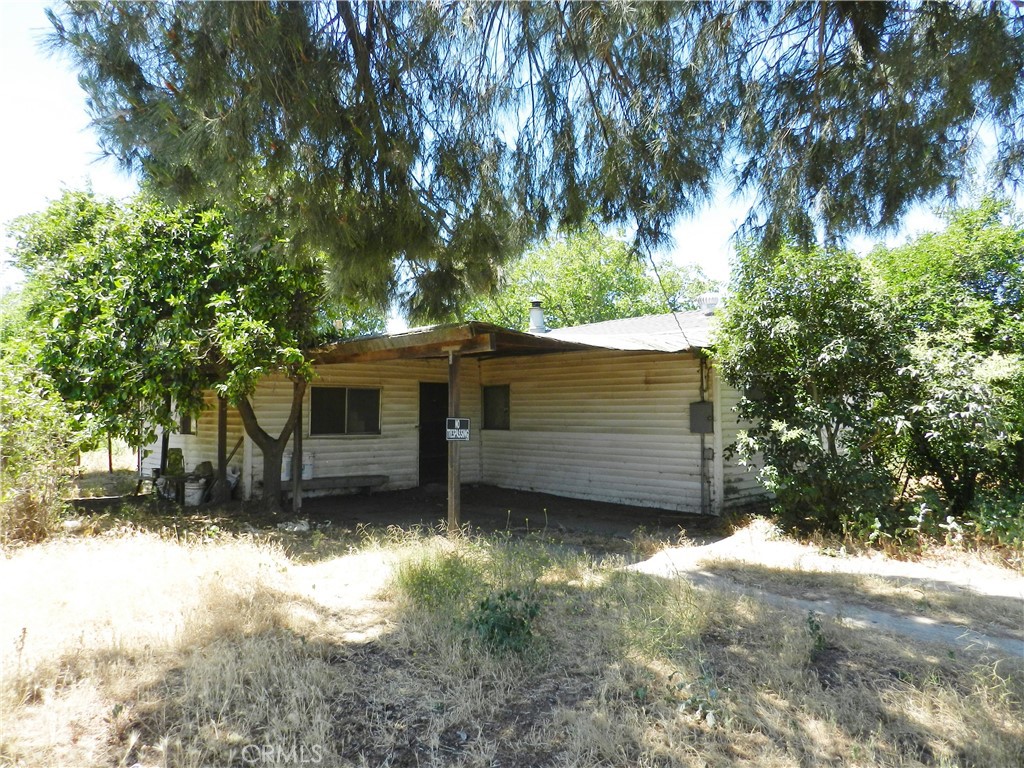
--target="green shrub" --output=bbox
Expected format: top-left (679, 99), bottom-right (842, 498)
top-left (963, 490), bottom-right (1024, 549)
top-left (1, 357), bottom-right (82, 545)
top-left (392, 548), bottom-right (485, 611)
top-left (757, 452), bottom-right (897, 536)
top-left (467, 589), bottom-right (540, 654)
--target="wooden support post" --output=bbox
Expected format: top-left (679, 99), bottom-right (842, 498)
top-left (217, 396), bottom-right (228, 482)
top-left (292, 400), bottom-right (303, 514)
top-left (214, 395), bottom-right (229, 503)
top-left (159, 394), bottom-right (172, 476)
top-left (447, 351), bottom-right (461, 530)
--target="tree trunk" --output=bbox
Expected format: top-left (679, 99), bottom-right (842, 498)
top-left (260, 440), bottom-right (286, 510)
top-left (911, 427), bottom-right (974, 516)
top-left (235, 377), bottom-right (306, 513)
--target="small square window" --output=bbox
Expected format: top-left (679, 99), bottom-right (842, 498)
top-left (179, 413), bottom-right (195, 435)
top-left (310, 387), bottom-right (381, 435)
top-left (482, 385), bottom-right (510, 430)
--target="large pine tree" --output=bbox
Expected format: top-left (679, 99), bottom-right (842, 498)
top-left (49, 1), bottom-right (1024, 317)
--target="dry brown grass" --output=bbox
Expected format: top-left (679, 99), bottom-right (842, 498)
top-left (1, 525), bottom-right (1022, 768)
top-left (77, 441), bottom-right (137, 474)
top-left (702, 560), bottom-right (1024, 641)
top-left (73, 441), bottom-right (140, 500)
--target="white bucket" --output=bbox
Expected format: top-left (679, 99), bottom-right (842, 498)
top-left (184, 479), bottom-right (205, 507)
top-left (282, 451), bottom-right (313, 481)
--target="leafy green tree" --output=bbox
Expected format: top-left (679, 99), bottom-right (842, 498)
top-left (47, 2), bottom-right (1023, 315)
top-left (10, 191), bottom-right (359, 510)
top-left (868, 198), bottom-right (1024, 354)
top-left (462, 224), bottom-right (715, 330)
top-left (897, 335), bottom-right (1022, 515)
top-left (714, 244), bottom-right (907, 532)
top-left (1, 290), bottom-right (84, 542)
top-left (869, 199), bottom-right (1024, 510)
top-left (718, 201), bottom-right (1024, 533)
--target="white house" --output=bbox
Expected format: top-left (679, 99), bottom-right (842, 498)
top-left (143, 307), bottom-right (763, 515)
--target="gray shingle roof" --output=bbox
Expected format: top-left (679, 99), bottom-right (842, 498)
top-left (540, 310), bottom-right (714, 352)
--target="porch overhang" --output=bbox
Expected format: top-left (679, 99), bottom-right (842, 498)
top-left (309, 322), bottom-right (593, 365)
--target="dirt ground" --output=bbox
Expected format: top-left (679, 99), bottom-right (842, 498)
top-left (283, 483), bottom-right (728, 543)
top-left (67, 473), bottom-right (1023, 659)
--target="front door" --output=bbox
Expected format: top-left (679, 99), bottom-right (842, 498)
top-left (419, 383), bottom-right (448, 484)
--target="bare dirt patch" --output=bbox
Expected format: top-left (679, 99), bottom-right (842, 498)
top-left (633, 518), bottom-right (1024, 656)
top-left (4, 503), bottom-right (1022, 767)
top-left (291, 483), bottom-right (723, 543)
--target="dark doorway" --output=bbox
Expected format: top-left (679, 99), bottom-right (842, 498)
top-left (419, 383), bottom-right (448, 485)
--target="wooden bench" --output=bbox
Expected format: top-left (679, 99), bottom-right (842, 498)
top-left (282, 474), bottom-right (388, 499)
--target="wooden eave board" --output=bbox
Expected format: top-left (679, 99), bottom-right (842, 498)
top-left (310, 324), bottom-right (591, 364)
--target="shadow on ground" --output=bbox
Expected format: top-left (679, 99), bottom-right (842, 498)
top-left (295, 484), bottom-right (727, 543)
top-left (65, 483), bottom-right (729, 561)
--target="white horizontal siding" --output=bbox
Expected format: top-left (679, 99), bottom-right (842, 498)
top-left (718, 377), bottom-right (765, 508)
top-left (478, 350), bottom-right (707, 513)
top-left (140, 391), bottom-right (245, 478)
top-left (246, 360), bottom-right (481, 497)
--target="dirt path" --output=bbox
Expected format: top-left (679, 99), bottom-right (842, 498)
top-left (631, 520), bottom-right (1024, 659)
top-left (281, 520), bottom-right (1024, 660)
top-left (288, 549), bottom-right (400, 643)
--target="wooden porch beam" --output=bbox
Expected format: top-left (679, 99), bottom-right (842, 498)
top-left (447, 351), bottom-right (461, 531)
top-left (316, 333), bottom-right (496, 365)
top-left (292, 399), bottom-right (303, 514)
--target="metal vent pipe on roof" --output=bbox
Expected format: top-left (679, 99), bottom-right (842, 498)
top-left (695, 292), bottom-right (721, 314)
top-left (528, 299), bottom-right (548, 333)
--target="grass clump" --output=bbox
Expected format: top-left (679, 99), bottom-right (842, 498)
top-left (390, 535), bottom-right (549, 656)
top-left (392, 543), bottom-right (487, 611)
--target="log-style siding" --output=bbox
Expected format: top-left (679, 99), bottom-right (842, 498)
top-left (716, 374), bottom-right (764, 508)
top-left (244, 360), bottom-right (482, 496)
top-left (141, 391), bottom-right (245, 478)
top-left (477, 349), bottom-right (709, 513)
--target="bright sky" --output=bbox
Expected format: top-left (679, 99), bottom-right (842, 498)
top-left (0, 1), bottom-right (986, 298)
top-left (0, 2), bottom-right (138, 290)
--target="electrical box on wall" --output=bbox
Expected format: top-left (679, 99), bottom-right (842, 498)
top-left (689, 401), bottom-right (714, 433)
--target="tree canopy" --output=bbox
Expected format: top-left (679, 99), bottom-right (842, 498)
top-left (48, 1), bottom-right (1024, 317)
top-left (715, 199), bottom-right (1024, 533)
top-left (867, 198), bottom-right (1024, 353)
top-left (714, 243), bottom-right (905, 531)
top-left (868, 199), bottom-right (1024, 513)
top-left (11, 191), bottom-right (325, 443)
top-left (462, 224), bottom-right (715, 330)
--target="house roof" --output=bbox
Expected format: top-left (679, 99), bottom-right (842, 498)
top-left (310, 321), bottom-right (590, 364)
top-left (310, 311), bottom-right (713, 365)
top-left (541, 310), bottom-right (713, 352)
